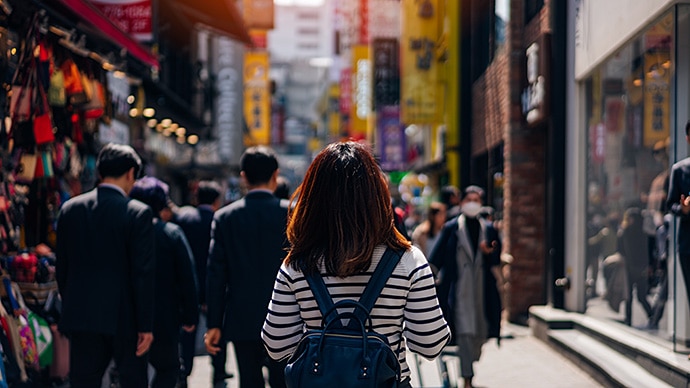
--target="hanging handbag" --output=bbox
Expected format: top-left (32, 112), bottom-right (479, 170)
top-left (61, 59), bottom-right (87, 106)
top-left (32, 80), bottom-right (55, 145)
top-left (2, 279), bottom-right (39, 371)
top-left (9, 69), bottom-right (37, 148)
top-left (0, 302), bottom-right (25, 383)
top-left (47, 68), bottom-right (66, 107)
top-left (26, 310), bottom-right (52, 368)
top-left (15, 153), bottom-right (37, 183)
top-left (83, 78), bottom-right (105, 119)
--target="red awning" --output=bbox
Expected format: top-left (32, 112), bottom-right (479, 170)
top-left (170, 0), bottom-right (252, 46)
top-left (56, 0), bottom-right (159, 69)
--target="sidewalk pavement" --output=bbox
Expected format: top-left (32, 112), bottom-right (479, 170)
top-left (187, 323), bottom-right (602, 387)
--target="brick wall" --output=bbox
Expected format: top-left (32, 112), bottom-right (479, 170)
top-left (469, 0), bottom-right (552, 321)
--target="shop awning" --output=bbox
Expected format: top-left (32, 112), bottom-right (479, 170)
top-left (168, 0), bottom-right (252, 46)
top-left (55, 0), bottom-right (159, 69)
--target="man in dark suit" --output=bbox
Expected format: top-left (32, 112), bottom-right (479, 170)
top-left (205, 146), bottom-right (289, 388)
top-left (55, 143), bottom-right (155, 387)
top-left (668, 120), bottom-right (690, 313)
top-left (176, 180), bottom-right (228, 386)
top-left (130, 176), bottom-right (199, 388)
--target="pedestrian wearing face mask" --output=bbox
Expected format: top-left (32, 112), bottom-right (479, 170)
top-left (429, 185), bottom-right (504, 388)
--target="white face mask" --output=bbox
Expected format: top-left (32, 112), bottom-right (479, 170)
top-left (461, 201), bottom-right (482, 218)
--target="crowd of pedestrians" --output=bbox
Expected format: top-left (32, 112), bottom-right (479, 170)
top-left (54, 141), bottom-right (509, 388)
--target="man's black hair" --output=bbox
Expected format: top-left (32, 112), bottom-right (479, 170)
top-left (197, 180), bottom-right (222, 205)
top-left (685, 119), bottom-right (690, 136)
top-left (240, 146), bottom-right (279, 185)
top-left (274, 176), bottom-right (291, 200)
top-left (440, 185), bottom-right (459, 207)
top-left (96, 143), bottom-right (142, 179)
top-left (130, 176), bottom-right (169, 214)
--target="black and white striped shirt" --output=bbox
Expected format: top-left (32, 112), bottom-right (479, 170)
top-left (261, 245), bottom-right (451, 379)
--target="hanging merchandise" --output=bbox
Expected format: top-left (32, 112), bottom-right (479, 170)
top-left (60, 59), bottom-right (87, 107)
top-left (15, 154), bottom-right (36, 183)
top-left (82, 76), bottom-right (105, 119)
top-left (47, 68), bottom-right (65, 108)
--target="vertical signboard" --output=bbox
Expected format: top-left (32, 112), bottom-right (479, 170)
top-left (372, 38), bottom-right (399, 108)
top-left (242, 0), bottom-right (274, 30)
top-left (401, 0), bottom-right (441, 124)
top-left (91, 0), bottom-right (152, 41)
top-left (643, 50), bottom-right (670, 148)
top-left (378, 106), bottom-right (405, 171)
top-left (339, 68), bottom-right (352, 135)
top-left (249, 29), bottom-right (268, 49)
top-left (244, 51), bottom-right (271, 146)
top-left (328, 83), bottom-right (341, 139)
top-left (352, 45), bottom-right (371, 139)
top-left (369, 0), bottom-right (400, 39)
top-left (213, 36), bottom-right (244, 164)
top-left (359, 0), bottom-right (369, 44)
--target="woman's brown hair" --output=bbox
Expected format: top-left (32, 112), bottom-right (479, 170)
top-left (285, 141), bottom-right (411, 276)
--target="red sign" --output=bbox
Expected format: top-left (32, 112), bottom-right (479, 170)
top-left (91, 0), bottom-right (152, 42)
top-left (359, 0), bottom-right (369, 44)
top-left (590, 123), bottom-right (606, 164)
top-left (340, 68), bottom-right (352, 115)
top-left (250, 30), bottom-right (268, 49)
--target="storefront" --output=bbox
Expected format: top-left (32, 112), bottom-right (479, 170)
top-left (568, 0), bottom-right (690, 344)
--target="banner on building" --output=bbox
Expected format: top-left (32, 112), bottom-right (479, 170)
top-left (328, 83), bottom-right (341, 138)
top-left (373, 38), bottom-right (399, 108)
top-left (369, 0), bottom-right (400, 39)
top-left (91, 0), bottom-right (152, 41)
top-left (244, 51), bottom-right (271, 146)
top-left (214, 36), bottom-right (244, 164)
top-left (589, 122), bottom-right (606, 164)
top-left (242, 0), bottom-right (274, 30)
top-left (351, 45), bottom-right (371, 138)
top-left (378, 106), bottom-right (405, 171)
top-left (250, 29), bottom-right (268, 49)
top-left (643, 51), bottom-right (670, 148)
top-left (401, 0), bottom-right (441, 124)
top-left (359, 0), bottom-right (369, 44)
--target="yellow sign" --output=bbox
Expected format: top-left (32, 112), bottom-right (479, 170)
top-left (643, 51), bottom-right (670, 147)
top-left (328, 83), bottom-right (341, 138)
top-left (401, 0), bottom-right (441, 124)
top-left (244, 51), bottom-right (271, 146)
top-left (352, 45), bottom-right (371, 139)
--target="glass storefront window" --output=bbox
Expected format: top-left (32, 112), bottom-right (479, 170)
top-left (583, 12), bottom-right (673, 335)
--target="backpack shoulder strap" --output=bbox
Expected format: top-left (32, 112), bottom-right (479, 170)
top-left (353, 248), bottom-right (403, 323)
top-left (304, 267), bottom-right (336, 324)
top-left (305, 248), bottom-right (403, 328)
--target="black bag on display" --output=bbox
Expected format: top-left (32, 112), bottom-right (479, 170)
top-left (284, 248), bottom-right (402, 388)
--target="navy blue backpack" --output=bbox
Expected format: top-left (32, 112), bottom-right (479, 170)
top-left (285, 248), bottom-right (403, 388)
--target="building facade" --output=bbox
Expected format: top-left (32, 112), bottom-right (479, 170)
top-left (568, 0), bottom-right (690, 343)
top-left (465, 0), bottom-right (567, 321)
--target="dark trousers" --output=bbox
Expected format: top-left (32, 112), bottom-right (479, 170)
top-left (150, 333), bottom-right (180, 388)
top-left (233, 340), bottom-right (286, 388)
top-left (681, 254), bottom-right (690, 305)
top-left (69, 330), bottom-right (148, 388)
top-left (624, 268), bottom-right (652, 326)
top-left (179, 326), bottom-right (227, 381)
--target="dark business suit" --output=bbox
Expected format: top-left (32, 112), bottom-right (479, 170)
top-left (149, 220), bottom-right (199, 388)
top-left (175, 205), bottom-right (224, 380)
top-left (667, 157), bottom-right (690, 303)
top-left (56, 185), bottom-right (155, 388)
top-left (207, 190), bottom-right (289, 388)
